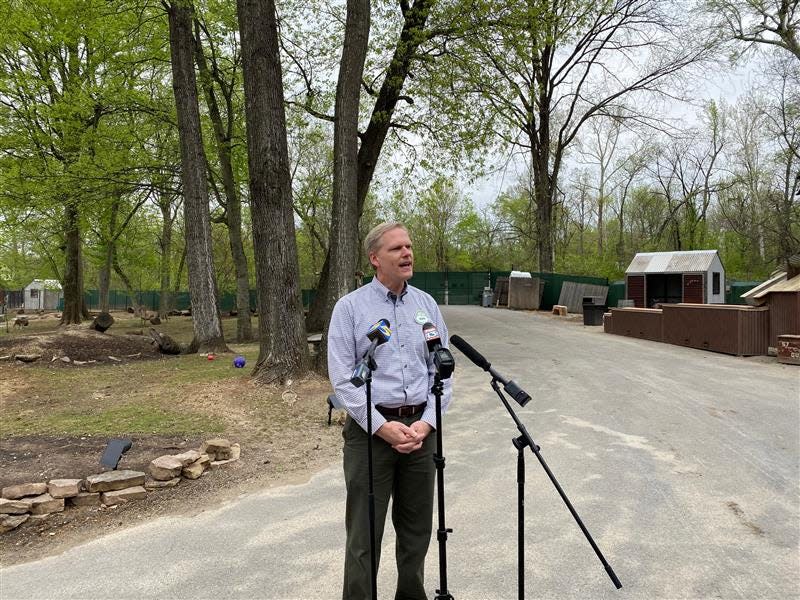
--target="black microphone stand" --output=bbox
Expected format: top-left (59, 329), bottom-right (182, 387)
top-left (489, 379), bottom-right (622, 599)
top-left (351, 348), bottom-right (381, 600)
top-left (431, 372), bottom-right (454, 600)
top-left (364, 357), bottom-right (379, 600)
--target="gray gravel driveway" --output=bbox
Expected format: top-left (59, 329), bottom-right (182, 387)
top-left (1, 306), bottom-right (798, 600)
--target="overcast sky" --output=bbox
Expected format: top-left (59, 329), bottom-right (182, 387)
top-left (463, 57), bottom-right (761, 209)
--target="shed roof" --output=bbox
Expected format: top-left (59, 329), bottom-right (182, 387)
top-left (752, 273), bottom-right (800, 298)
top-left (626, 250), bottom-right (720, 274)
top-left (25, 278), bottom-right (62, 290)
top-left (741, 271), bottom-right (786, 305)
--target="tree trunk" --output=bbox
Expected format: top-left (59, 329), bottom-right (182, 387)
top-left (60, 201), bottom-right (86, 325)
top-left (238, 0), bottom-right (309, 382)
top-left (306, 0), bottom-right (432, 333)
top-left (193, 20), bottom-right (253, 342)
top-left (98, 245), bottom-right (112, 313)
top-left (167, 0), bottom-right (228, 354)
top-left (316, 0), bottom-right (372, 369)
top-left (98, 199), bottom-right (120, 313)
top-left (157, 197), bottom-right (174, 318)
top-left (174, 242), bottom-right (187, 294)
top-left (532, 141), bottom-right (555, 272)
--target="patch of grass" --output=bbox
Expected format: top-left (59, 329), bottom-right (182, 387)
top-left (1, 342), bottom-right (264, 438)
top-left (1, 401), bottom-right (225, 437)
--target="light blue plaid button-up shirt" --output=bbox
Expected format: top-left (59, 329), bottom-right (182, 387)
top-left (327, 276), bottom-right (453, 434)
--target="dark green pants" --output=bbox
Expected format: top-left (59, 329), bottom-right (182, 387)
top-left (342, 414), bottom-right (436, 600)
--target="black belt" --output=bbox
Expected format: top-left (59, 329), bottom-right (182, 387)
top-left (376, 403), bottom-right (426, 418)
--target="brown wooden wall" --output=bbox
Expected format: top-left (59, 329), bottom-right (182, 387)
top-left (661, 304), bottom-right (769, 356)
top-left (609, 308), bottom-right (663, 341)
top-left (768, 292), bottom-right (800, 349)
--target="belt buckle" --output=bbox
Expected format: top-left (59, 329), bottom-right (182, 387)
top-left (398, 405), bottom-right (413, 417)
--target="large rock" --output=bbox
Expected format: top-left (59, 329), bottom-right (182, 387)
top-left (101, 486), bottom-right (147, 505)
top-left (149, 456), bottom-right (184, 481)
top-left (173, 450), bottom-right (201, 467)
top-left (0, 514), bottom-right (29, 533)
top-left (181, 460), bottom-right (205, 480)
top-left (210, 444), bottom-right (241, 468)
top-left (28, 493), bottom-right (65, 515)
top-left (85, 470), bottom-right (146, 493)
top-left (2, 482), bottom-right (47, 499)
top-left (69, 492), bottom-right (101, 507)
top-left (0, 498), bottom-right (31, 515)
top-left (201, 438), bottom-right (232, 461)
top-left (144, 477), bottom-right (180, 490)
top-left (48, 479), bottom-right (81, 499)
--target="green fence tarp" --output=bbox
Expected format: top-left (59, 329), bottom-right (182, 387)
top-left (607, 281), bottom-right (626, 308)
top-left (74, 272), bottom-right (622, 314)
top-left (726, 281), bottom-right (761, 305)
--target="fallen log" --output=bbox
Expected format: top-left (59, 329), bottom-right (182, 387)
top-left (16, 353), bottom-right (42, 363)
top-left (89, 311), bottom-right (115, 333)
top-left (149, 328), bottom-right (182, 354)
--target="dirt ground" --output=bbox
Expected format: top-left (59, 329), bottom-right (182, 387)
top-left (0, 314), bottom-right (346, 567)
top-left (0, 327), bottom-right (162, 365)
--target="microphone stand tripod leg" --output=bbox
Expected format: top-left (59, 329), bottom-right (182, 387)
top-left (432, 376), bottom-right (454, 600)
top-left (512, 435), bottom-right (529, 600)
top-left (366, 374), bottom-right (378, 600)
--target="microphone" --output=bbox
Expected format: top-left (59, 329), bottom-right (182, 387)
top-left (422, 322), bottom-right (455, 379)
top-left (350, 319), bottom-right (392, 387)
top-left (450, 334), bottom-right (531, 406)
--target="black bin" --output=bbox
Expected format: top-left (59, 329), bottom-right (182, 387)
top-left (582, 298), bottom-right (607, 326)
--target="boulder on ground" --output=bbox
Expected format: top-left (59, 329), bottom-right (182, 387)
top-left (47, 478), bottom-right (82, 499)
top-left (0, 498), bottom-right (31, 515)
top-left (173, 450), bottom-right (201, 467)
top-left (0, 514), bottom-right (29, 533)
top-left (2, 482), bottom-right (47, 499)
top-left (85, 470), bottom-right (146, 493)
top-left (69, 492), bottom-right (101, 507)
top-left (182, 460), bottom-right (205, 480)
top-left (201, 438), bottom-right (232, 461)
top-left (149, 456), bottom-right (184, 481)
top-left (144, 477), bottom-right (180, 490)
top-left (101, 486), bottom-right (147, 505)
top-left (210, 444), bottom-right (241, 468)
top-left (28, 493), bottom-right (65, 515)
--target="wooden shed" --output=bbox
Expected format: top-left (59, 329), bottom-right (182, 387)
top-left (748, 273), bottom-right (800, 350)
top-left (625, 250), bottom-right (725, 308)
top-left (23, 279), bottom-right (63, 310)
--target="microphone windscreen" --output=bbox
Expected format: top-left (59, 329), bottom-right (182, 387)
top-left (422, 322), bottom-right (440, 351)
top-left (450, 335), bottom-right (491, 371)
top-left (367, 318), bottom-right (392, 344)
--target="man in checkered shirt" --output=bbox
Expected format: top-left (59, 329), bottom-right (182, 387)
top-left (328, 222), bottom-right (452, 600)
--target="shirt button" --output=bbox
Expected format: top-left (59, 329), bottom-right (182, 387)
top-left (404, 364), bottom-right (407, 368)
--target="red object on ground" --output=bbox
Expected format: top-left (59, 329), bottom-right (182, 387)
top-left (207, 353), bottom-right (215, 361)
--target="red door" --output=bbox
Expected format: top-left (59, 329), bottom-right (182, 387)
top-left (627, 275), bottom-right (645, 308)
top-left (683, 274), bottom-right (704, 303)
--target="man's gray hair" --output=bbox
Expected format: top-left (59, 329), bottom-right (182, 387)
top-left (363, 221), bottom-right (407, 259)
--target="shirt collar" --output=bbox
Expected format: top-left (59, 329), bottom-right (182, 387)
top-left (369, 275), bottom-right (408, 303)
